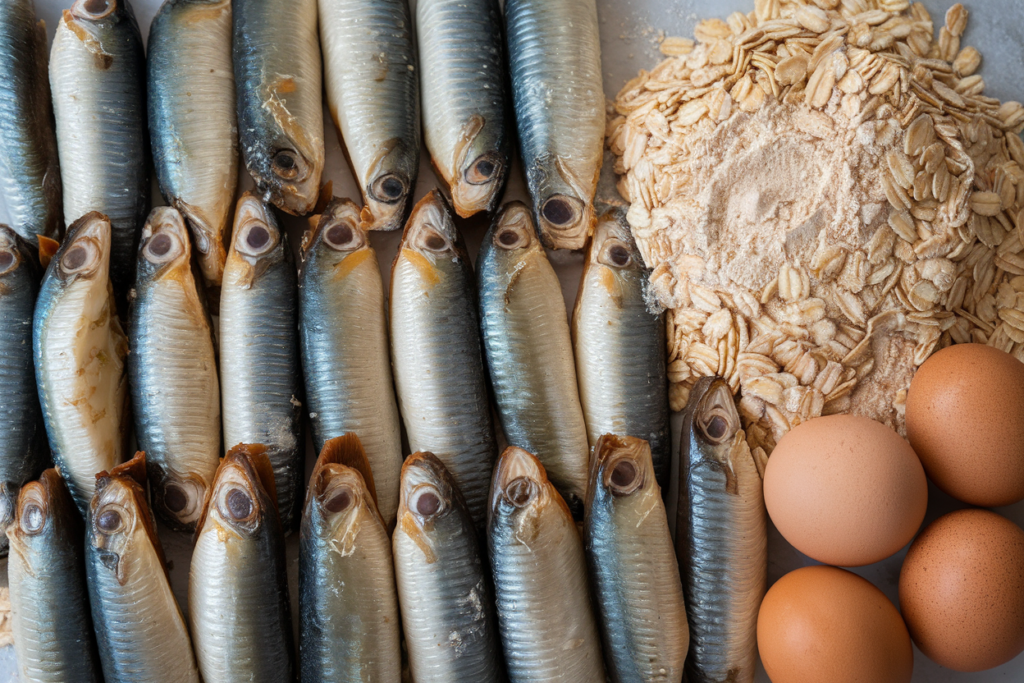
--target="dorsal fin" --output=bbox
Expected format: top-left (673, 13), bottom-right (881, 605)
top-left (38, 235), bottom-right (60, 270)
top-left (99, 451), bottom-right (147, 489)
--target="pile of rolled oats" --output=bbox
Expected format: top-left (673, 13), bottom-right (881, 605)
top-left (608, 1), bottom-right (1024, 453)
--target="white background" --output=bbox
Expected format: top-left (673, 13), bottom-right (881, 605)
top-left (4, 0), bottom-right (1024, 681)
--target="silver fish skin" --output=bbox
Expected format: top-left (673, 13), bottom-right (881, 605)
top-left (220, 194), bottom-right (303, 531)
top-left (299, 199), bottom-right (403, 527)
top-left (584, 434), bottom-right (688, 683)
top-left (9, 469), bottom-right (102, 683)
top-left (50, 0), bottom-right (148, 291)
top-left (320, 0), bottom-right (419, 231)
top-left (0, 226), bottom-right (48, 555)
top-left (85, 453), bottom-right (201, 683)
top-left (393, 452), bottom-right (505, 683)
top-left (234, 0), bottom-right (323, 215)
top-left (299, 435), bottom-right (402, 683)
top-left (0, 0), bottom-right (62, 243)
top-left (417, 0), bottom-right (509, 218)
top-left (572, 212), bottom-right (671, 488)
top-left (677, 377), bottom-right (766, 683)
top-left (128, 207), bottom-right (220, 531)
top-left (488, 446), bottom-right (606, 683)
top-left (477, 202), bottom-right (589, 513)
top-left (190, 444), bottom-right (295, 683)
top-left (389, 190), bottom-right (498, 528)
top-left (33, 212), bottom-right (128, 516)
top-left (505, 0), bottom-right (605, 250)
top-left (148, 0), bottom-right (238, 286)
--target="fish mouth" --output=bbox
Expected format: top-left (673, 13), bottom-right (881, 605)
top-left (537, 193), bottom-right (590, 250)
top-left (696, 379), bottom-right (741, 445)
top-left (490, 202), bottom-right (535, 251)
top-left (491, 447), bottom-right (546, 512)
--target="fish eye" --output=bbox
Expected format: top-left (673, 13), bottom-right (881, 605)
top-left (410, 486), bottom-right (443, 518)
top-left (541, 196), bottom-right (578, 227)
top-left (706, 416), bottom-right (728, 440)
top-left (272, 150), bottom-right (299, 180)
top-left (163, 485), bottom-right (188, 513)
top-left (74, 0), bottom-right (114, 18)
top-left (21, 503), bottom-right (45, 535)
top-left (606, 457), bottom-right (643, 496)
top-left (0, 249), bottom-right (15, 275)
top-left (237, 222), bottom-right (277, 257)
top-left (323, 486), bottom-right (354, 514)
top-left (61, 242), bottom-right (97, 274)
top-left (144, 232), bottom-right (182, 264)
top-left (371, 174), bottom-right (406, 204)
top-left (324, 222), bottom-right (363, 252)
top-left (466, 155), bottom-right (500, 185)
top-left (224, 488), bottom-right (254, 521)
top-left (599, 239), bottom-right (633, 268)
top-left (96, 508), bottom-right (124, 534)
top-left (417, 228), bottom-right (450, 254)
top-left (504, 477), bottom-right (535, 508)
top-left (495, 226), bottom-right (529, 250)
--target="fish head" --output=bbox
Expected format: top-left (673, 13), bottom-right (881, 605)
top-left (396, 190), bottom-right (467, 272)
top-left (300, 197), bottom-right (370, 275)
top-left (682, 376), bottom-right (743, 467)
top-left (136, 207), bottom-right (192, 283)
top-left (587, 211), bottom-right (644, 273)
top-left (586, 434), bottom-right (658, 515)
top-left (200, 444), bottom-right (279, 542)
top-left (360, 140), bottom-right (416, 231)
top-left (304, 434), bottom-right (381, 541)
top-left (252, 132), bottom-right (322, 216)
top-left (0, 226), bottom-right (37, 287)
top-left (398, 452), bottom-right (459, 540)
top-left (89, 453), bottom-right (159, 584)
top-left (7, 470), bottom-right (75, 555)
top-left (226, 194), bottom-right (286, 287)
top-left (490, 446), bottom-right (568, 535)
top-left (50, 212), bottom-right (111, 289)
top-left (151, 464), bottom-right (208, 532)
top-left (451, 117), bottom-right (508, 217)
top-left (530, 161), bottom-right (594, 250)
top-left (484, 201), bottom-right (543, 272)
top-left (64, 0), bottom-right (138, 57)
top-left (69, 0), bottom-right (117, 21)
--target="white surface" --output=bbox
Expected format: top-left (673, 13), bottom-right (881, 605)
top-left (4, 0), bottom-right (1024, 681)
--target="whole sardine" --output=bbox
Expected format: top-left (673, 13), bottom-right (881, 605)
top-left (320, 0), bottom-right (419, 231)
top-left (220, 194), bottom-right (303, 531)
top-left (34, 212), bottom-right (128, 515)
top-left (585, 434), bottom-right (688, 683)
top-left (128, 207), bottom-right (220, 531)
top-left (389, 190), bottom-right (498, 527)
top-left (299, 198), bottom-right (403, 526)
top-left (234, 0), bottom-right (323, 215)
top-left (190, 444), bottom-right (295, 683)
top-left (86, 453), bottom-right (201, 683)
top-left (299, 434), bottom-right (401, 683)
top-left (8, 469), bottom-right (102, 683)
top-left (477, 202), bottom-right (589, 512)
top-left (417, 0), bottom-right (508, 218)
top-left (677, 376), bottom-right (766, 683)
top-left (0, 226), bottom-right (47, 555)
top-left (0, 0), bottom-right (61, 243)
top-left (393, 452), bottom-right (504, 683)
top-left (489, 446), bottom-right (606, 682)
top-left (50, 0), bottom-right (148, 291)
top-left (148, 0), bottom-right (237, 286)
top-left (505, 0), bottom-right (605, 250)
top-left (572, 212), bottom-right (671, 488)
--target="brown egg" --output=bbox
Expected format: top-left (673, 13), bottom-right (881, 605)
top-left (764, 414), bottom-right (927, 566)
top-left (906, 343), bottom-right (1024, 507)
top-left (757, 565), bottom-right (913, 683)
top-left (899, 509), bottom-right (1024, 672)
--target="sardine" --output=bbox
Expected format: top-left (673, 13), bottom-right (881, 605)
top-left (393, 452), bottom-right (504, 683)
top-left (677, 377), bottom-right (766, 683)
top-left (0, 0), bottom-right (62, 243)
top-left (299, 198), bottom-right (402, 526)
top-left (220, 194), bottom-right (303, 531)
top-left (148, 0), bottom-right (238, 286)
top-left (0, 226), bottom-right (48, 555)
top-left (128, 207), bottom-right (220, 531)
top-left (505, 0), bottom-right (605, 250)
top-left (477, 202), bottom-right (589, 512)
top-left (488, 446), bottom-right (606, 682)
top-left (389, 190), bottom-right (497, 527)
top-left (86, 453), bottom-right (201, 683)
top-left (8, 469), bottom-right (102, 683)
top-left (417, 0), bottom-right (509, 218)
top-left (190, 444), bottom-right (295, 683)
top-left (299, 434), bottom-right (401, 683)
top-left (572, 212), bottom-right (671, 488)
top-left (319, 0), bottom-right (419, 231)
top-left (33, 212), bottom-right (128, 515)
top-left (585, 434), bottom-right (688, 683)
top-left (234, 0), bottom-right (323, 215)
top-left (50, 0), bottom-right (148, 291)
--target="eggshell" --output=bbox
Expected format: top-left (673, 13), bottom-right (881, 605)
top-left (906, 343), bottom-right (1024, 507)
top-left (757, 565), bottom-right (913, 683)
top-left (899, 509), bottom-right (1024, 672)
top-left (764, 414), bottom-right (927, 566)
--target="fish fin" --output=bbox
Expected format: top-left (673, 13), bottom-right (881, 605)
top-left (315, 434), bottom-right (377, 508)
top-left (751, 443), bottom-right (768, 480)
top-left (313, 181), bottom-right (334, 215)
top-left (37, 235), bottom-right (59, 270)
top-left (104, 451), bottom-right (147, 489)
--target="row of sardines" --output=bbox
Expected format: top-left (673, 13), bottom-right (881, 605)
top-left (0, 0), bottom-right (768, 683)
